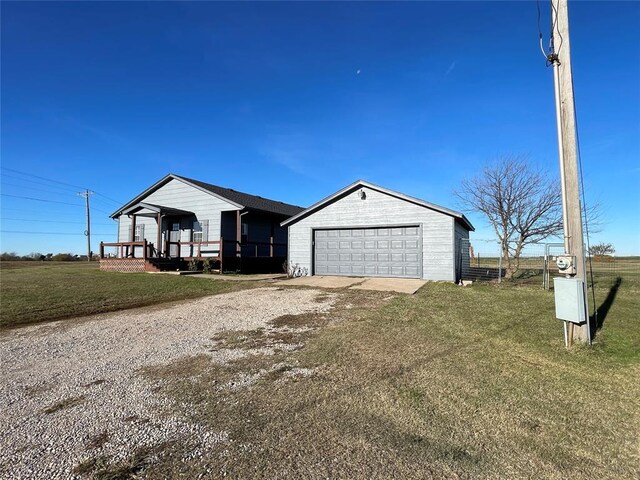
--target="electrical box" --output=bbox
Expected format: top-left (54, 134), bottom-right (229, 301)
top-left (553, 277), bottom-right (587, 324)
top-left (555, 255), bottom-right (576, 275)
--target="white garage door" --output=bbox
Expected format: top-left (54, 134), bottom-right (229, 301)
top-left (314, 226), bottom-right (422, 278)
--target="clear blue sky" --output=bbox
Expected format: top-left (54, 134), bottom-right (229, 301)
top-left (1, 1), bottom-right (639, 256)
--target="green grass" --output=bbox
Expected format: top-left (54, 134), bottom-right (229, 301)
top-left (0, 261), bottom-right (248, 328)
top-left (133, 272), bottom-right (640, 479)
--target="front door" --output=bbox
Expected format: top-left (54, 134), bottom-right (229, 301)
top-left (166, 221), bottom-right (181, 257)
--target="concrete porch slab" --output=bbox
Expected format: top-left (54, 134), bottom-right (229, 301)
top-left (350, 277), bottom-right (427, 294)
top-left (279, 276), bottom-right (364, 289)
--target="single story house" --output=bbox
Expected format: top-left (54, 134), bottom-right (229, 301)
top-left (281, 180), bottom-right (474, 282)
top-left (100, 174), bottom-right (303, 273)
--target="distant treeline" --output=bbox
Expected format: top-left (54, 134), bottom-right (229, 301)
top-left (0, 252), bottom-right (96, 262)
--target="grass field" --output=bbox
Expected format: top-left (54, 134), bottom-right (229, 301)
top-left (118, 269), bottom-right (639, 478)
top-left (0, 262), bottom-right (247, 328)
top-left (3, 260), bottom-right (639, 478)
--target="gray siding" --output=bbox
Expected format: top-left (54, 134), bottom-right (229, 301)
top-left (117, 178), bottom-right (239, 256)
top-left (287, 186), bottom-right (457, 281)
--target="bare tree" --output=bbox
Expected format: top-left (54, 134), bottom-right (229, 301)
top-left (588, 242), bottom-right (615, 257)
top-left (456, 155), bottom-right (565, 278)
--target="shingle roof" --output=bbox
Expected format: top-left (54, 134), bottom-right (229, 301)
top-left (175, 175), bottom-right (304, 217)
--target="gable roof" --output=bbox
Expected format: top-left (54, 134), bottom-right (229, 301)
top-left (110, 174), bottom-right (305, 218)
top-left (281, 180), bottom-right (475, 231)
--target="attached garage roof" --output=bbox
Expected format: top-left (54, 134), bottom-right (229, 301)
top-left (281, 180), bottom-right (474, 231)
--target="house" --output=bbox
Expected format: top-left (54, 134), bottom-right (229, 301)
top-left (281, 180), bottom-right (474, 282)
top-left (100, 174), bottom-right (304, 273)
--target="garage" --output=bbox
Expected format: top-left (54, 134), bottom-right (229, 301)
top-left (282, 180), bottom-right (474, 282)
top-left (314, 226), bottom-right (421, 278)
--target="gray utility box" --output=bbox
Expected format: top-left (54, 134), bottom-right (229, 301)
top-left (553, 277), bottom-right (587, 324)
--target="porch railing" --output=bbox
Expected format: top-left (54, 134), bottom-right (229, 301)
top-left (224, 240), bottom-right (288, 258)
top-left (99, 240), bottom-right (154, 260)
top-left (99, 238), bottom-right (287, 260)
top-left (173, 238), bottom-right (224, 259)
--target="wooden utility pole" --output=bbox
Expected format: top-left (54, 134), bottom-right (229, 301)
top-left (78, 190), bottom-right (94, 261)
top-left (550, 0), bottom-right (589, 343)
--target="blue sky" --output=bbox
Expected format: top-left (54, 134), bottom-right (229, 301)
top-left (1, 1), bottom-right (639, 256)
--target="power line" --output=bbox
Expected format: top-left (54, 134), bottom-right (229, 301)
top-left (1, 193), bottom-right (84, 206)
top-left (1, 230), bottom-right (116, 236)
top-left (1, 217), bottom-right (114, 225)
top-left (0, 181), bottom-right (82, 197)
top-left (0, 167), bottom-right (123, 206)
top-left (0, 167), bottom-right (87, 190)
top-left (0, 173), bottom-right (80, 193)
top-left (94, 192), bottom-right (123, 205)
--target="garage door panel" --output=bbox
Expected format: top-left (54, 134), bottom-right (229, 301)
top-left (314, 226), bottom-right (421, 278)
top-left (405, 266), bottom-right (420, 276)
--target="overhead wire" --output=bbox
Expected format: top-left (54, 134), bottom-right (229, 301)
top-left (0, 230), bottom-right (116, 236)
top-left (0, 167), bottom-right (123, 205)
top-left (0, 173), bottom-right (80, 193)
top-left (1, 217), bottom-right (114, 226)
top-left (1, 193), bottom-right (84, 206)
top-left (0, 181), bottom-right (85, 197)
top-left (0, 167), bottom-right (87, 190)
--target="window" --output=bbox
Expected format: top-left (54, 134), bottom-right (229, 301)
top-left (241, 222), bottom-right (249, 244)
top-left (192, 220), bottom-right (208, 242)
top-left (134, 224), bottom-right (144, 242)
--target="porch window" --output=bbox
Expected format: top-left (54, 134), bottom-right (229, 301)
top-left (192, 220), bottom-right (209, 242)
top-left (134, 224), bottom-right (145, 242)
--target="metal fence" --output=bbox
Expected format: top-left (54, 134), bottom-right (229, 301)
top-left (460, 239), bottom-right (624, 289)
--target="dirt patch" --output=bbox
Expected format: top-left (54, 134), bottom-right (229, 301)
top-left (42, 395), bottom-right (85, 414)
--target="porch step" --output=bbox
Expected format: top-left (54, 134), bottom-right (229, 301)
top-left (145, 258), bottom-right (183, 272)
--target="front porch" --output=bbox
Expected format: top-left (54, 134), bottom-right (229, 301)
top-left (101, 201), bottom-right (288, 273)
top-left (99, 238), bottom-right (287, 273)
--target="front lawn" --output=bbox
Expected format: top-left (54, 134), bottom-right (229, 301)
top-left (0, 262), bottom-right (247, 328)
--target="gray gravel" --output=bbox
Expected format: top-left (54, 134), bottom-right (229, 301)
top-left (0, 287), bottom-right (336, 479)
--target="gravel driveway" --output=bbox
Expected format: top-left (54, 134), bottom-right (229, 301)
top-left (0, 287), bottom-right (336, 480)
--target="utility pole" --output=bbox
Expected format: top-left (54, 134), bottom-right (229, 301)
top-left (549, 0), bottom-right (589, 343)
top-left (78, 190), bottom-right (95, 261)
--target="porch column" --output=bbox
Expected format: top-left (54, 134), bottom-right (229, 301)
top-left (236, 210), bottom-right (241, 257)
top-left (156, 213), bottom-right (162, 257)
top-left (269, 221), bottom-right (274, 257)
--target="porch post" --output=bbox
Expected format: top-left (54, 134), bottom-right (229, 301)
top-left (236, 210), bottom-right (241, 258)
top-left (130, 215), bottom-right (137, 242)
top-left (156, 213), bottom-right (162, 257)
top-left (269, 221), bottom-right (274, 257)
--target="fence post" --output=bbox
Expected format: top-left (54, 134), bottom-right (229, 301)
top-left (498, 253), bottom-right (503, 283)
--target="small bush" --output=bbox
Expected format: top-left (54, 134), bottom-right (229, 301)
top-left (187, 259), bottom-right (200, 272)
top-left (202, 258), bottom-right (214, 274)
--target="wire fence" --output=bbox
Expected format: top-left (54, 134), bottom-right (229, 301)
top-left (461, 239), bottom-right (631, 289)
